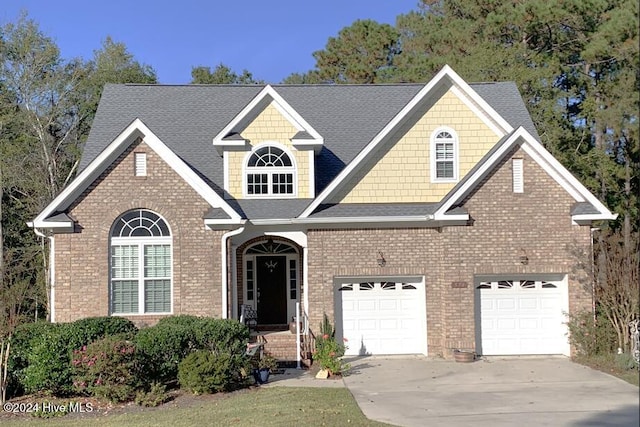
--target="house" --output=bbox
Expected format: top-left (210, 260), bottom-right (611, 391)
top-left (31, 66), bottom-right (616, 360)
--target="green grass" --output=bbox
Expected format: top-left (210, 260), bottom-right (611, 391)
top-left (574, 353), bottom-right (640, 386)
top-left (2, 387), bottom-right (394, 427)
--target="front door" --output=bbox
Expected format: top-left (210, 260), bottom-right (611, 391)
top-left (256, 255), bottom-right (287, 324)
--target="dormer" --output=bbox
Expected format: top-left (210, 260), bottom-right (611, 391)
top-left (213, 85), bottom-right (322, 199)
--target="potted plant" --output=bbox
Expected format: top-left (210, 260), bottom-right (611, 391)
top-left (253, 353), bottom-right (278, 384)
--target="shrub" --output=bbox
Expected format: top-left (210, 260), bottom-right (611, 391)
top-left (21, 327), bottom-right (73, 395)
top-left (135, 382), bottom-right (169, 407)
top-left (313, 314), bottom-right (349, 375)
top-left (72, 335), bottom-right (137, 402)
top-left (178, 350), bottom-right (238, 394)
top-left (135, 322), bottom-right (196, 385)
top-left (12, 317), bottom-right (137, 396)
top-left (64, 317), bottom-right (137, 351)
top-left (567, 310), bottom-right (618, 356)
top-left (136, 316), bottom-right (250, 386)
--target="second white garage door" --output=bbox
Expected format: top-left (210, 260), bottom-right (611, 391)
top-left (336, 278), bottom-right (427, 356)
top-left (476, 277), bottom-right (569, 356)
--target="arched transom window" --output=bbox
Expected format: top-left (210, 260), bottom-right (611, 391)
top-left (431, 128), bottom-right (458, 182)
top-left (110, 209), bottom-right (172, 315)
top-left (245, 145), bottom-right (296, 197)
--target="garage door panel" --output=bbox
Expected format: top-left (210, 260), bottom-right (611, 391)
top-left (340, 280), bottom-right (426, 355)
top-left (478, 278), bottom-right (568, 355)
top-left (380, 300), bottom-right (398, 310)
top-left (357, 300), bottom-right (376, 311)
top-left (497, 299), bottom-right (516, 310)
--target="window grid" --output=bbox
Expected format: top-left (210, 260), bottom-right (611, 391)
top-left (245, 145), bottom-right (295, 197)
top-left (289, 259), bottom-right (297, 299)
top-left (246, 260), bottom-right (254, 301)
top-left (432, 129), bottom-right (458, 181)
top-left (110, 210), bottom-right (171, 315)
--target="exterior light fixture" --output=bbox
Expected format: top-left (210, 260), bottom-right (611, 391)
top-left (377, 251), bottom-right (386, 267)
top-left (519, 249), bottom-right (529, 265)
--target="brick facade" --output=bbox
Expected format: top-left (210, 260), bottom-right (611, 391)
top-left (53, 139), bottom-right (226, 327)
top-left (306, 147), bottom-right (592, 357)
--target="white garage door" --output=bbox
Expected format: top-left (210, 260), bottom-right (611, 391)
top-left (337, 279), bottom-right (427, 356)
top-left (476, 278), bottom-right (569, 356)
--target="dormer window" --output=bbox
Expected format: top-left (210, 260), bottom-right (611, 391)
top-left (431, 128), bottom-right (458, 182)
top-left (245, 145), bottom-right (296, 197)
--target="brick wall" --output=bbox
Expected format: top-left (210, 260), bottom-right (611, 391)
top-left (308, 146), bottom-right (592, 357)
top-left (53, 138), bottom-right (226, 326)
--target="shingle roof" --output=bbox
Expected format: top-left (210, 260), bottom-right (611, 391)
top-left (571, 202), bottom-right (601, 216)
top-left (311, 203), bottom-right (440, 218)
top-left (79, 81), bottom-right (540, 220)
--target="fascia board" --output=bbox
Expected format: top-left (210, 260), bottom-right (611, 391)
top-left (213, 85), bottom-right (323, 153)
top-left (33, 118), bottom-right (241, 227)
top-left (32, 119), bottom-right (145, 226)
top-left (519, 137), bottom-right (616, 218)
top-left (299, 64), bottom-right (507, 218)
top-left (433, 128), bottom-right (527, 218)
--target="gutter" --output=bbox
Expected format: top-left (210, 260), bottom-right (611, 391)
top-left (220, 224), bottom-right (246, 319)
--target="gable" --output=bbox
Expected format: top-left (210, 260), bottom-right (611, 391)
top-left (31, 119), bottom-right (241, 230)
top-left (331, 88), bottom-right (500, 204)
top-left (225, 101), bottom-right (314, 199)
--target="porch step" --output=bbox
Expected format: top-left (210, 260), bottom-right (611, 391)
top-left (252, 330), bottom-right (299, 361)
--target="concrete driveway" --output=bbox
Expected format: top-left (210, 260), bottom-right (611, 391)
top-left (343, 356), bottom-right (639, 427)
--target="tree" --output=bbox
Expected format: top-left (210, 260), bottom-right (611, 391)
top-left (311, 19), bottom-right (400, 83)
top-left (76, 37), bottom-right (157, 137)
top-left (190, 63), bottom-right (260, 84)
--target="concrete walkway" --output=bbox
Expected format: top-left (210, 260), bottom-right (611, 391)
top-left (342, 356), bottom-right (640, 427)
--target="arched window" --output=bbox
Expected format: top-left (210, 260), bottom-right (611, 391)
top-left (110, 209), bottom-right (172, 314)
top-left (245, 145), bottom-right (296, 197)
top-left (430, 128), bottom-right (458, 182)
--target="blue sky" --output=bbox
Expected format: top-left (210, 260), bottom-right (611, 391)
top-left (2, 0), bottom-right (420, 84)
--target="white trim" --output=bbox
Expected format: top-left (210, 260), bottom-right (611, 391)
top-left (308, 150), bottom-right (315, 198)
top-left (450, 86), bottom-right (507, 137)
top-left (303, 247), bottom-right (309, 320)
top-left (221, 226), bottom-right (245, 319)
top-left (242, 142), bottom-right (298, 199)
top-left (223, 151), bottom-right (230, 196)
top-left (433, 127), bottom-right (616, 221)
top-left (213, 85), bottom-right (323, 154)
top-left (109, 209), bottom-right (173, 316)
top-left (299, 64), bottom-right (512, 218)
top-left (49, 236), bottom-right (55, 323)
top-left (33, 118), bottom-right (241, 229)
top-left (430, 126), bottom-right (459, 183)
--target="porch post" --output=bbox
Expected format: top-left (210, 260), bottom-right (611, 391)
top-left (231, 244), bottom-right (238, 319)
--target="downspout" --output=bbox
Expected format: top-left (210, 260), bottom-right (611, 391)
top-left (221, 226), bottom-right (245, 319)
top-left (33, 228), bottom-right (55, 323)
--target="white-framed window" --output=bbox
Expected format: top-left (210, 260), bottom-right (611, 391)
top-left (110, 209), bottom-right (172, 315)
top-left (430, 128), bottom-right (458, 182)
top-left (244, 144), bottom-right (296, 198)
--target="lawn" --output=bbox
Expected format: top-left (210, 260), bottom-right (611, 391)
top-left (574, 354), bottom-right (639, 386)
top-left (1, 387), bottom-right (395, 427)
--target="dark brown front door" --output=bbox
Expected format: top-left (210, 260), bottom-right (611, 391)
top-left (256, 255), bottom-right (287, 324)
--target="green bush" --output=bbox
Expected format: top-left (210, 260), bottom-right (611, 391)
top-left (136, 316), bottom-right (250, 386)
top-left (135, 382), bottom-right (169, 407)
top-left (11, 317), bottom-right (137, 396)
top-left (72, 335), bottom-right (138, 402)
top-left (21, 327), bottom-right (73, 395)
top-left (64, 317), bottom-right (137, 351)
top-left (566, 310), bottom-right (618, 356)
top-left (178, 350), bottom-right (238, 394)
top-left (313, 314), bottom-right (349, 375)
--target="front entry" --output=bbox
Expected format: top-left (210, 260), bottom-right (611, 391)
top-left (256, 255), bottom-right (287, 324)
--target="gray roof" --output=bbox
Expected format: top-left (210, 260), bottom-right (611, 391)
top-left (79, 81), bottom-right (541, 220)
top-left (228, 199), bottom-right (313, 220)
top-left (571, 202), bottom-right (600, 216)
top-left (311, 203), bottom-right (440, 218)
